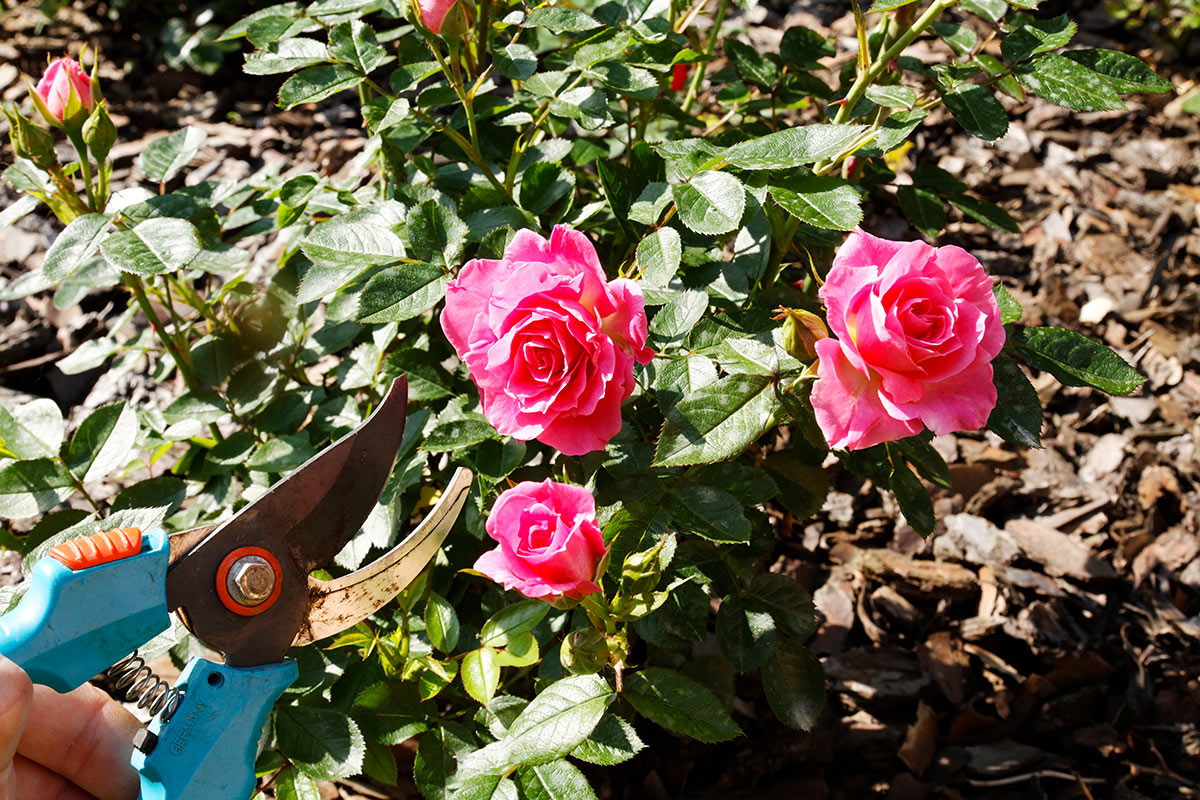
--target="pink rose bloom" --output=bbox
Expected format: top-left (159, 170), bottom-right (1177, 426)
top-left (35, 56), bottom-right (93, 123)
top-left (474, 480), bottom-right (607, 600)
top-left (416, 0), bottom-right (457, 33)
top-left (812, 228), bottom-right (1005, 451)
top-left (441, 226), bottom-right (653, 456)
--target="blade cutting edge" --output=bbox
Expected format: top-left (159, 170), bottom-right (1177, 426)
top-left (293, 467), bottom-right (473, 646)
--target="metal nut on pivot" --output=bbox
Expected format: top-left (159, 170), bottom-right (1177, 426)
top-left (226, 555), bottom-right (276, 607)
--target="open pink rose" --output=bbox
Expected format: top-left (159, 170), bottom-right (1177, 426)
top-left (416, 0), bottom-right (457, 33)
top-left (812, 228), bottom-right (1005, 451)
top-left (35, 56), bottom-right (93, 123)
top-left (474, 480), bottom-right (606, 600)
top-left (441, 226), bottom-right (653, 456)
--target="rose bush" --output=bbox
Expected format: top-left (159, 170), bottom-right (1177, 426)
top-left (0, 3), bottom-right (1166, 797)
top-left (812, 229), bottom-right (1005, 451)
top-left (441, 226), bottom-right (653, 456)
top-left (474, 480), bottom-right (606, 600)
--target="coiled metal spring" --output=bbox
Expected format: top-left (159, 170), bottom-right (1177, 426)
top-left (105, 652), bottom-right (185, 722)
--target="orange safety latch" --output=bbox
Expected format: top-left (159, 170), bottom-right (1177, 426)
top-left (49, 528), bottom-right (143, 571)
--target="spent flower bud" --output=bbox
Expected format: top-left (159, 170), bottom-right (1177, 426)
top-left (560, 628), bottom-right (608, 675)
top-left (774, 307), bottom-right (828, 362)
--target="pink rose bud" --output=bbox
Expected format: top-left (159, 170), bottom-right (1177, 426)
top-left (441, 226), bottom-right (654, 456)
top-left (811, 228), bottom-right (1005, 451)
top-left (671, 64), bottom-right (689, 92)
top-left (474, 480), bottom-right (607, 601)
top-left (35, 56), bottom-right (93, 123)
top-left (416, 0), bottom-right (458, 34)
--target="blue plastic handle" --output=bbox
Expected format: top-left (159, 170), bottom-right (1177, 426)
top-left (0, 528), bottom-right (171, 693)
top-left (134, 657), bottom-right (298, 800)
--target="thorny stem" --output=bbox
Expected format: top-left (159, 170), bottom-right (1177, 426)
top-left (681, 0), bottom-right (731, 115)
top-left (123, 273), bottom-right (199, 391)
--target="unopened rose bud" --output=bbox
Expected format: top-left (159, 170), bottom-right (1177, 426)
top-left (560, 628), bottom-right (608, 675)
top-left (774, 307), bottom-right (829, 362)
top-left (2, 104), bottom-right (56, 169)
top-left (82, 101), bottom-right (117, 162)
top-left (671, 64), bottom-right (689, 92)
top-left (33, 56), bottom-right (93, 126)
top-left (415, 0), bottom-right (464, 35)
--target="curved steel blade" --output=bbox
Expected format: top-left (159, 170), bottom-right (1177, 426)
top-left (294, 467), bottom-right (473, 646)
top-left (165, 377), bottom-right (410, 666)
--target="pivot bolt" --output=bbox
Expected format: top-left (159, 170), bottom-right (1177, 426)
top-left (226, 555), bottom-right (275, 607)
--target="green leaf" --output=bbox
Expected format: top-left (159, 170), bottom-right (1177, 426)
top-left (357, 264), bottom-right (447, 323)
top-left (67, 403), bottom-right (138, 482)
top-left (950, 194), bottom-right (1020, 232)
top-left (864, 85), bottom-right (917, 109)
top-left (423, 415), bottom-right (496, 452)
top-left (462, 647), bottom-right (502, 706)
top-left (0, 399), bottom-right (64, 460)
top-left (514, 760), bottom-right (598, 800)
top-left (993, 283), bottom-right (1022, 324)
top-left (278, 63), bottom-right (365, 109)
top-left (409, 201), bottom-right (468, 268)
top-left (273, 702), bottom-right (366, 781)
top-left (111, 476), bottom-right (186, 515)
top-left (518, 163), bottom-right (575, 215)
top-left (243, 38), bottom-right (328, 75)
top-left (745, 573), bottom-right (817, 639)
top-left (1062, 49), bottom-right (1174, 94)
top-left (570, 713), bottom-right (645, 765)
top-left (769, 174), bottom-right (863, 231)
top-left (43, 213), bottom-right (110, 282)
top-left (140, 127), bottom-right (207, 184)
top-left (300, 221), bottom-right (405, 270)
top-left (1015, 53), bottom-right (1125, 111)
top-left (246, 435), bottom-right (317, 473)
top-left (1013, 326), bottom-right (1145, 395)
top-left (218, 3), bottom-right (302, 40)
top-left (635, 227), bottom-right (681, 287)
top-left (1001, 14), bottom-right (1075, 63)
top-left (163, 390), bottom-right (226, 425)
top-left (352, 681), bottom-right (429, 745)
top-left (888, 456), bottom-right (934, 537)
top-left (987, 354), bottom-right (1043, 448)
top-left (415, 725), bottom-right (471, 800)
top-left (495, 631), bottom-right (540, 668)
top-left (932, 22), bottom-right (979, 56)
top-left (724, 124), bottom-right (868, 170)
top-left (503, 674), bottom-right (612, 765)
top-left (673, 171), bottom-right (746, 236)
top-left (724, 39), bottom-right (778, 88)
top-left (780, 26), bottom-right (835, 69)
top-left (717, 594), bottom-right (777, 672)
top-left (654, 374), bottom-right (776, 467)
top-left (328, 20), bottom-right (389, 74)
top-left (455, 775), bottom-right (519, 800)
top-left (192, 334), bottom-right (237, 385)
top-left (960, 0), bottom-right (1007, 23)
top-left (100, 218), bottom-right (200, 275)
top-left (480, 600), bottom-right (550, 648)
top-left (648, 290), bottom-right (707, 339)
top-left (867, 0), bottom-right (916, 9)
top-left (940, 83), bottom-right (1009, 141)
top-left (622, 667), bottom-right (740, 743)
top-left (0, 459), bottom-right (75, 519)
top-left (665, 483), bottom-right (751, 543)
top-left (274, 766), bottom-right (322, 800)
top-left (362, 739), bottom-right (399, 786)
top-left (426, 592), bottom-right (461, 653)
top-left (762, 638), bottom-right (825, 731)
top-left (896, 185), bottom-right (945, 238)
top-left (496, 43), bottom-right (537, 80)
top-left (524, 7), bottom-right (601, 31)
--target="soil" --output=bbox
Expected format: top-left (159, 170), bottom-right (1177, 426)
top-left (1, 1), bottom-right (1199, 799)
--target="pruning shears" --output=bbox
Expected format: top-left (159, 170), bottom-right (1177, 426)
top-left (0, 377), bottom-right (471, 800)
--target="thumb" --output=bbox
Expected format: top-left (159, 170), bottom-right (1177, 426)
top-left (0, 657), bottom-right (32, 800)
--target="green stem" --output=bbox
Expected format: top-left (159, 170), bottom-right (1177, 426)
top-left (681, 0), bottom-right (731, 115)
top-left (57, 456), bottom-right (102, 514)
top-left (65, 130), bottom-right (98, 211)
top-left (831, 0), bottom-right (957, 127)
top-left (124, 273), bottom-right (199, 391)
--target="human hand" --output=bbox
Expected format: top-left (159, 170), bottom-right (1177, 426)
top-left (0, 656), bottom-right (139, 800)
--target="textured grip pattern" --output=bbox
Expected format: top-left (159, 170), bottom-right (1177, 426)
top-left (50, 527), bottom-right (142, 570)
